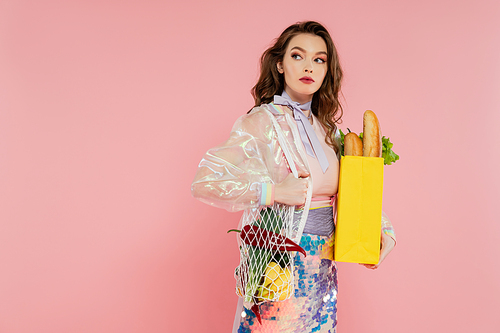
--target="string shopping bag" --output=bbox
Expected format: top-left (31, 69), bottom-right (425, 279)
top-left (231, 108), bottom-right (310, 323)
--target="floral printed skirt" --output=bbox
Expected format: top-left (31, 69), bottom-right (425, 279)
top-left (233, 232), bottom-right (338, 333)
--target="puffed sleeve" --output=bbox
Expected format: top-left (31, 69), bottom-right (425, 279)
top-left (191, 109), bottom-right (277, 212)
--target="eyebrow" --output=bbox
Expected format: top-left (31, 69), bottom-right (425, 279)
top-left (290, 46), bottom-right (327, 56)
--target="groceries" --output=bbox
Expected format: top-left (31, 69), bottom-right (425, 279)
top-left (229, 207), bottom-right (306, 323)
top-left (255, 262), bottom-right (293, 302)
top-left (339, 110), bottom-right (399, 165)
top-left (335, 110), bottom-right (398, 264)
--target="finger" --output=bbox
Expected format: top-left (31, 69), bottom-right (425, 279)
top-left (298, 169), bottom-right (310, 178)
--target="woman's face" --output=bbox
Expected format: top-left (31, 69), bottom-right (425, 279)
top-left (277, 33), bottom-right (328, 105)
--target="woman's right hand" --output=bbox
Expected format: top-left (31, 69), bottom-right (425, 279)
top-left (274, 171), bottom-right (310, 206)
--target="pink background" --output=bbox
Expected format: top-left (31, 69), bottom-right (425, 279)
top-left (1, 0), bottom-right (499, 332)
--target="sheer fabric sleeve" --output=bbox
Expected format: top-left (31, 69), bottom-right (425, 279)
top-left (191, 109), bottom-right (276, 212)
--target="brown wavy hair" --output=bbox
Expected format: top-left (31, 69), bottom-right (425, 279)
top-left (251, 21), bottom-right (344, 153)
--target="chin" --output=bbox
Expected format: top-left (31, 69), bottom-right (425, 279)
top-left (298, 85), bottom-right (321, 96)
top-left (298, 88), bottom-right (319, 98)
top-left (286, 84), bottom-right (320, 101)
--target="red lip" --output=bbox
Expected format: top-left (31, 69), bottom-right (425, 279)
top-left (299, 76), bottom-right (315, 84)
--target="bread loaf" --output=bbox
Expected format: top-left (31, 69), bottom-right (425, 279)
top-left (362, 110), bottom-right (382, 157)
top-left (344, 132), bottom-right (363, 156)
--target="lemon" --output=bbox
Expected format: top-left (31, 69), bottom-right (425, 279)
top-left (263, 262), bottom-right (281, 287)
top-left (271, 266), bottom-right (293, 300)
top-left (270, 274), bottom-right (284, 292)
top-left (256, 286), bottom-right (275, 301)
top-left (282, 267), bottom-right (292, 282)
top-left (256, 262), bottom-right (293, 301)
top-left (270, 266), bottom-right (292, 292)
top-left (278, 284), bottom-right (293, 301)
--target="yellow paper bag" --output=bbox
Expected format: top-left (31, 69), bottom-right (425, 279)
top-left (334, 156), bottom-right (384, 264)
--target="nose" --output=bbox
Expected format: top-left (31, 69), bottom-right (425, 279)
top-left (304, 60), bottom-right (313, 73)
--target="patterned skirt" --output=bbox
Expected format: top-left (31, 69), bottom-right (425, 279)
top-left (233, 228), bottom-right (338, 333)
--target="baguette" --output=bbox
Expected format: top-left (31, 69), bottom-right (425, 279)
top-left (362, 110), bottom-right (382, 157)
top-left (344, 132), bottom-right (363, 156)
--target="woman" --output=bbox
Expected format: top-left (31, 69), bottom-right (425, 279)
top-left (192, 21), bottom-right (396, 333)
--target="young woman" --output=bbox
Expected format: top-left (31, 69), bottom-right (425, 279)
top-left (192, 21), bottom-right (396, 333)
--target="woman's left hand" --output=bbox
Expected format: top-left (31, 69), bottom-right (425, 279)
top-left (360, 232), bottom-right (396, 270)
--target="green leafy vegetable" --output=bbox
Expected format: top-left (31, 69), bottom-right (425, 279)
top-left (338, 129), bottom-right (399, 165)
top-left (381, 136), bottom-right (400, 165)
top-left (338, 129), bottom-right (346, 157)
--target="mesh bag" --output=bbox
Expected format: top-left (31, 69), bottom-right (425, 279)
top-left (234, 204), bottom-right (303, 305)
top-left (233, 109), bottom-right (310, 315)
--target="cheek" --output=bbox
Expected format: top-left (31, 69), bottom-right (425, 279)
top-left (318, 65), bottom-right (327, 76)
top-left (283, 65), bottom-right (300, 84)
top-left (316, 68), bottom-right (328, 84)
top-left (284, 62), bottom-right (299, 75)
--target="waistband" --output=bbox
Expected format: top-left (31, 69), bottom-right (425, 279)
top-left (295, 206), bottom-right (334, 237)
top-left (309, 195), bottom-right (336, 210)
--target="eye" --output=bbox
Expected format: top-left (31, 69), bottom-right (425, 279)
top-left (315, 57), bottom-right (326, 64)
top-left (291, 53), bottom-right (303, 60)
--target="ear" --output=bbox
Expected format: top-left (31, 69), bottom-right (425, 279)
top-left (276, 61), bottom-right (283, 74)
